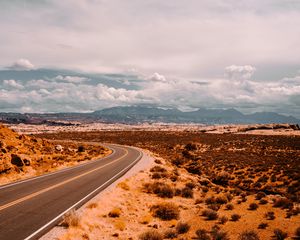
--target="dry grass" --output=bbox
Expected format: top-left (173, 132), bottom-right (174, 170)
top-left (61, 209), bottom-right (80, 228)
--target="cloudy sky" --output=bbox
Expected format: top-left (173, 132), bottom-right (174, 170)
top-left (0, 0), bottom-right (300, 117)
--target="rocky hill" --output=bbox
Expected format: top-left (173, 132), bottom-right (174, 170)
top-left (0, 124), bottom-right (109, 185)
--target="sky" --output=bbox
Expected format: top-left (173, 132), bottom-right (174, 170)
top-left (0, 0), bottom-right (300, 117)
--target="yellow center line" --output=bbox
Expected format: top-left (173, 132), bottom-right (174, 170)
top-left (0, 148), bottom-right (128, 212)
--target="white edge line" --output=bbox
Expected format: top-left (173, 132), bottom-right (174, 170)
top-left (0, 144), bottom-right (116, 190)
top-left (24, 148), bottom-right (143, 240)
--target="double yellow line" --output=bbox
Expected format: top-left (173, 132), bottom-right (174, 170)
top-left (0, 148), bottom-right (128, 212)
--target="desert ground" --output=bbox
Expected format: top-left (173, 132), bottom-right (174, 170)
top-left (0, 125), bottom-right (111, 185)
top-left (32, 128), bottom-right (300, 240)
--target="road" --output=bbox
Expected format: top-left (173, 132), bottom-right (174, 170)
top-left (0, 144), bottom-right (142, 240)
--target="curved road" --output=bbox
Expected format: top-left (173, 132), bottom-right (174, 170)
top-left (0, 144), bottom-right (142, 240)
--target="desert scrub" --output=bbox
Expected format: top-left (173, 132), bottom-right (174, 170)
top-left (273, 229), bottom-right (288, 240)
top-left (181, 186), bottom-right (193, 198)
top-left (225, 203), bottom-right (234, 210)
top-left (265, 211), bottom-right (275, 220)
top-left (151, 202), bottom-right (180, 220)
top-left (258, 222), bottom-right (268, 229)
top-left (211, 227), bottom-right (229, 240)
top-left (139, 230), bottom-right (163, 240)
top-left (195, 228), bottom-right (210, 240)
top-left (202, 209), bottom-right (218, 220)
top-left (238, 230), bottom-right (260, 240)
top-left (62, 209), bottom-right (80, 228)
top-left (273, 197), bottom-right (293, 209)
top-left (176, 221), bottom-right (191, 234)
top-left (143, 182), bottom-right (174, 198)
top-left (164, 229), bottom-right (178, 239)
top-left (219, 216), bottom-right (228, 224)
top-left (295, 227), bottom-right (300, 238)
top-left (248, 203), bottom-right (259, 210)
top-left (108, 207), bottom-right (121, 218)
top-left (117, 181), bottom-right (130, 190)
top-left (231, 213), bottom-right (241, 221)
top-left (86, 202), bottom-right (98, 209)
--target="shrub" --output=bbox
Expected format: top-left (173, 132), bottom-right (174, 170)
top-left (208, 203), bottom-right (221, 211)
top-left (295, 227), bottom-right (300, 238)
top-left (273, 229), bottom-right (288, 240)
top-left (185, 142), bottom-right (197, 151)
top-left (144, 182), bottom-right (174, 198)
top-left (231, 214), bottom-right (241, 221)
top-left (154, 159), bottom-right (162, 164)
top-left (151, 203), bottom-right (179, 220)
top-left (176, 222), bottom-right (191, 234)
top-left (219, 216), bottom-right (228, 225)
top-left (259, 199), bottom-right (268, 205)
top-left (238, 230), bottom-right (260, 240)
top-left (181, 187), bottom-right (193, 198)
top-left (139, 230), bottom-right (163, 240)
top-left (248, 203), bottom-right (259, 210)
top-left (273, 198), bottom-right (293, 209)
top-left (62, 209), bottom-right (80, 228)
top-left (108, 208), bottom-right (121, 218)
top-left (195, 228), bottom-right (211, 240)
top-left (206, 196), bottom-right (217, 204)
top-left (255, 192), bottom-right (266, 200)
top-left (202, 209), bottom-right (218, 220)
top-left (164, 230), bottom-right (178, 239)
top-left (211, 225), bottom-right (229, 240)
top-left (77, 145), bottom-right (85, 152)
top-left (258, 223), bottom-right (268, 229)
top-left (171, 158), bottom-right (187, 167)
top-left (150, 166), bottom-right (167, 173)
top-left (213, 172), bottom-right (231, 186)
top-left (186, 181), bottom-right (197, 189)
top-left (216, 195), bottom-right (228, 204)
top-left (265, 211), bottom-right (275, 220)
top-left (225, 203), bottom-right (234, 210)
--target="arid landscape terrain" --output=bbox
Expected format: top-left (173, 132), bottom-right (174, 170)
top-left (29, 127), bottom-right (300, 240)
top-left (0, 124), bottom-right (110, 185)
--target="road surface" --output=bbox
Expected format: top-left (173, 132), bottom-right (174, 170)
top-left (0, 144), bottom-right (142, 240)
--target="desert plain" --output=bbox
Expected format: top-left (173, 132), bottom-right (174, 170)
top-left (1, 123), bottom-right (299, 240)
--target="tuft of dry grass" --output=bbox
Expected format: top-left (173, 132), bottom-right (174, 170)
top-left (139, 230), bottom-right (163, 240)
top-left (108, 207), bottom-right (121, 218)
top-left (151, 202), bottom-right (180, 220)
top-left (114, 220), bottom-right (126, 231)
top-left (117, 181), bottom-right (130, 191)
top-left (62, 209), bottom-right (80, 228)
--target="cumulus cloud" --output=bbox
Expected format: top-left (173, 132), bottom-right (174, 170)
top-left (8, 59), bottom-right (35, 71)
top-left (0, 70), bottom-right (300, 117)
top-left (3, 79), bottom-right (24, 89)
top-left (55, 75), bottom-right (89, 83)
top-left (225, 65), bottom-right (256, 80)
top-left (147, 73), bottom-right (167, 82)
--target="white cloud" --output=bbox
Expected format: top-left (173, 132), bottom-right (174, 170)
top-left (3, 79), bottom-right (24, 89)
top-left (8, 59), bottom-right (35, 71)
top-left (55, 75), bottom-right (89, 83)
top-left (225, 65), bottom-right (256, 80)
top-left (0, 72), bottom-right (300, 117)
top-left (147, 72), bottom-right (167, 82)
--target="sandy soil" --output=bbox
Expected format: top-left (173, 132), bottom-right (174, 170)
top-left (7, 122), bottom-right (300, 136)
top-left (0, 125), bottom-right (111, 185)
top-left (41, 150), bottom-right (300, 240)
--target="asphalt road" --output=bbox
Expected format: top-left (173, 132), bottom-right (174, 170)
top-left (0, 144), bottom-right (142, 240)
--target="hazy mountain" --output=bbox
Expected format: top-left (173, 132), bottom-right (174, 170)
top-left (1, 106), bottom-right (299, 125)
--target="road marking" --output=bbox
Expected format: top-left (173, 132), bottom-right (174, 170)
top-left (0, 148), bottom-right (128, 212)
top-left (0, 144), bottom-right (116, 190)
top-left (24, 147), bottom-right (143, 240)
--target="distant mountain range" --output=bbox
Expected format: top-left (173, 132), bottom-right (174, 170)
top-left (0, 106), bottom-right (299, 125)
